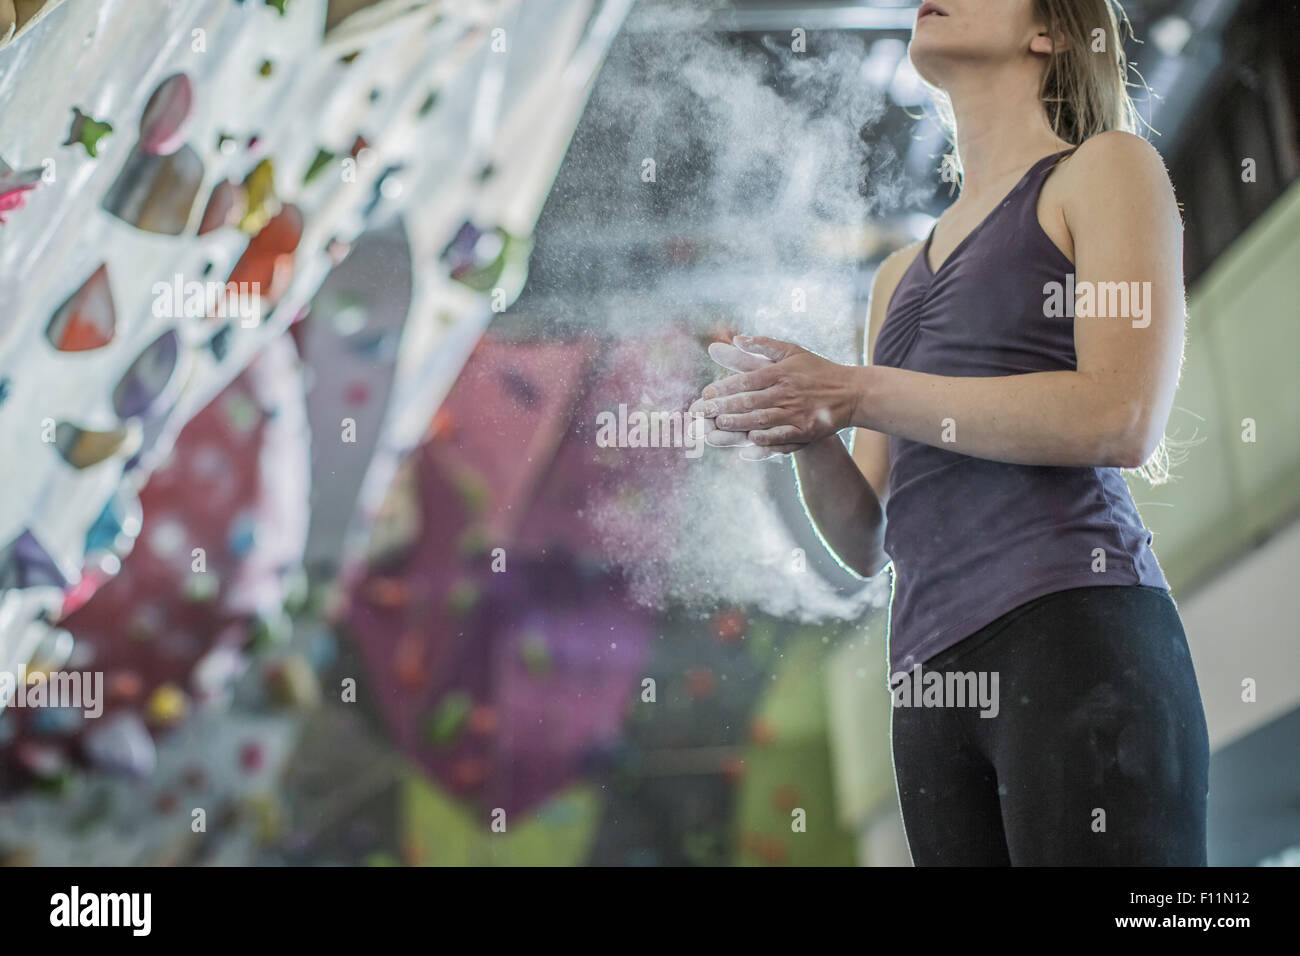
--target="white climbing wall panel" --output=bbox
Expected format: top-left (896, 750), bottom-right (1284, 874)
top-left (0, 0), bottom-right (629, 709)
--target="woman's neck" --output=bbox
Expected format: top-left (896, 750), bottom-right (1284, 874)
top-left (944, 63), bottom-right (1072, 198)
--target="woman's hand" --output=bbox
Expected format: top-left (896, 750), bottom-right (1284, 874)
top-left (688, 339), bottom-right (794, 459)
top-left (689, 335), bottom-right (863, 458)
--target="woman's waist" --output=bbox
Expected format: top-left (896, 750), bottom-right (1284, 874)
top-left (882, 457), bottom-right (1155, 563)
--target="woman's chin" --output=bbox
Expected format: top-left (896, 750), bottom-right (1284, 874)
top-left (906, 46), bottom-right (955, 88)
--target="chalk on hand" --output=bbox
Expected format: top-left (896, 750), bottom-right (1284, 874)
top-left (707, 340), bottom-right (772, 373)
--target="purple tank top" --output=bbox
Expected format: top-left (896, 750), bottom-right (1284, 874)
top-left (872, 148), bottom-right (1168, 674)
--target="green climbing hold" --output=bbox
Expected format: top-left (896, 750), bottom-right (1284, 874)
top-left (423, 691), bottom-right (473, 747)
top-left (303, 148), bottom-right (336, 185)
top-left (184, 572), bottom-right (220, 603)
top-left (64, 108), bottom-right (113, 158)
top-left (443, 579), bottom-right (480, 618)
top-left (519, 631), bottom-right (552, 676)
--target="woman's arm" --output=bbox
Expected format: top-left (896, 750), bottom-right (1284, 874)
top-left (789, 433), bottom-right (888, 578)
top-left (694, 133), bottom-right (1186, 469)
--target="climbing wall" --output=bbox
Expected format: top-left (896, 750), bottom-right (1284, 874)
top-left (0, 0), bottom-right (630, 715)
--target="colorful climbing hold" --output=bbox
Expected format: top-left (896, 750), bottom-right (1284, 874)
top-left (364, 576), bottom-right (409, 609)
top-left (113, 329), bottom-right (181, 419)
top-left (518, 631), bottom-right (552, 676)
top-left (139, 73), bottom-right (195, 155)
top-left (240, 740), bottom-right (265, 772)
top-left (712, 608), bottom-right (747, 644)
top-left (0, 156), bottom-right (43, 224)
top-left (63, 107), bottom-right (113, 157)
top-left (343, 380), bottom-right (369, 406)
top-left (423, 691), bottom-right (472, 748)
top-left (748, 717), bottom-right (777, 746)
top-left (198, 179), bottom-right (243, 234)
top-left (226, 511), bottom-right (258, 559)
top-left (394, 635), bottom-right (425, 690)
top-left (106, 670), bottom-right (144, 703)
top-left (448, 756), bottom-right (487, 790)
top-left (685, 667), bottom-right (716, 699)
top-left (45, 264), bottom-right (116, 351)
top-left (184, 571), bottom-right (219, 603)
top-left (265, 655), bottom-right (321, 708)
top-left (467, 703), bottom-right (498, 737)
top-left (443, 578), bottom-right (480, 618)
top-left (145, 683), bottom-right (189, 726)
top-left (54, 422), bottom-right (137, 470)
top-left (303, 147), bottom-right (335, 185)
top-left (239, 158), bottom-right (278, 234)
top-left (770, 784), bottom-right (801, 814)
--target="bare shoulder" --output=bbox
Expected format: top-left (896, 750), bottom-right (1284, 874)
top-left (865, 240), bottom-right (923, 361)
top-left (1060, 131), bottom-right (1177, 203)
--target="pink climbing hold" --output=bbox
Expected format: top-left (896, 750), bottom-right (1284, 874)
top-left (0, 157), bottom-right (42, 225)
top-left (239, 741), bottom-right (264, 773)
top-left (139, 73), bottom-right (195, 156)
top-left (198, 179), bottom-right (241, 235)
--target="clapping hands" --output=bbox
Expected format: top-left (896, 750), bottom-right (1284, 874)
top-left (689, 335), bottom-right (862, 460)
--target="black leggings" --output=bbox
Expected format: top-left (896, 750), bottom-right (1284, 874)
top-left (890, 585), bottom-right (1210, 866)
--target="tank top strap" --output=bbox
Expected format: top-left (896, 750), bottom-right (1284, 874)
top-left (1038, 146), bottom-right (1078, 181)
top-left (1004, 146), bottom-right (1078, 245)
top-left (1017, 147), bottom-right (1078, 202)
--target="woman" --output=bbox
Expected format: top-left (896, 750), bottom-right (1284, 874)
top-left (689, 0), bottom-right (1210, 865)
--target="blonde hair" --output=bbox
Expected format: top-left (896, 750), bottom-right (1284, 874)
top-left (934, 0), bottom-right (1147, 184)
top-left (1036, 0), bottom-right (1142, 142)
